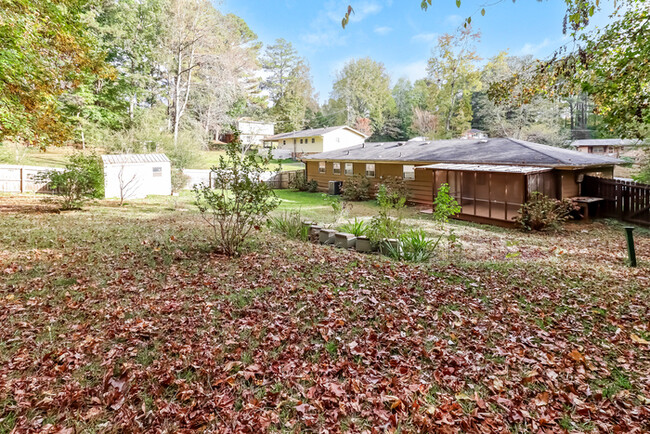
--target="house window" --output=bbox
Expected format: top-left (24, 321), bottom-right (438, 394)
top-left (283, 140), bottom-right (286, 145)
top-left (319, 162), bottom-right (326, 174)
top-left (333, 162), bottom-right (341, 175)
top-left (365, 163), bottom-right (375, 178)
top-left (344, 163), bottom-right (353, 176)
top-left (312, 138), bottom-right (316, 143)
top-left (403, 165), bottom-right (415, 180)
top-left (300, 139), bottom-right (303, 144)
top-left (152, 167), bottom-right (162, 177)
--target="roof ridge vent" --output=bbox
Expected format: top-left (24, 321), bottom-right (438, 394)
top-left (479, 139), bottom-right (488, 143)
top-left (397, 142), bottom-right (405, 146)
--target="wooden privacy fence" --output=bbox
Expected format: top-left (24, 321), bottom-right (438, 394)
top-left (582, 175), bottom-right (650, 226)
top-left (264, 170), bottom-right (305, 189)
top-left (0, 165), bottom-right (61, 193)
top-left (181, 169), bottom-right (305, 190)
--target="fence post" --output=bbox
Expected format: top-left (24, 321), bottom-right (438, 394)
top-left (624, 227), bottom-right (637, 267)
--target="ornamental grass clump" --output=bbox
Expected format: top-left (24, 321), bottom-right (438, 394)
top-left (267, 210), bottom-right (309, 241)
top-left (338, 218), bottom-right (367, 237)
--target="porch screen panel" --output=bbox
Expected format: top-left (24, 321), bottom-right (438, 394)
top-left (507, 174), bottom-right (525, 220)
top-left (461, 171), bottom-right (476, 215)
top-left (474, 172), bottom-right (490, 217)
top-left (489, 173), bottom-right (507, 220)
top-left (447, 171), bottom-right (461, 204)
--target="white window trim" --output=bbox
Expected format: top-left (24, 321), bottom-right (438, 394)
top-left (344, 163), bottom-right (353, 176)
top-left (333, 162), bottom-right (341, 175)
top-left (403, 165), bottom-right (415, 180)
top-left (318, 162), bottom-right (326, 173)
top-left (365, 163), bottom-right (375, 178)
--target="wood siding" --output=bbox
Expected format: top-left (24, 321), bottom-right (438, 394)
top-left (305, 161), bottom-right (434, 205)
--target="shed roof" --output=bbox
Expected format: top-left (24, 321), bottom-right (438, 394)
top-left (570, 138), bottom-right (639, 147)
top-left (267, 125), bottom-right (369, 140)
top-left (303, 138), bottom-right (622, 168)
top-left (102, 154), bottom-right (170, 165)
top-left (416, 163), bottom-right (553, 174)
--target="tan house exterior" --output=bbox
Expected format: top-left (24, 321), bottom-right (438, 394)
top-left (267, 126), bottom-right (368, 158)
top-left (303, 138), bottom-right (621, 225)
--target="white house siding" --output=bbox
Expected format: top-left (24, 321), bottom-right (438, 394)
top-left (103, 154), bottom-right (172, 199)
top-left (276, 129), bottom-right (365, 155)
top-left (322, 129), bottom-right (366, 152)
top-left (238, 121), bottom-right (274, 146)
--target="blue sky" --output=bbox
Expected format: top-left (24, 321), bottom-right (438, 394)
top-left (222, 0), bottom-right (614, 104)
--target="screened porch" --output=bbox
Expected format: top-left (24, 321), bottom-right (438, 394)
top-left (418, 164), bottom-right (554, 223)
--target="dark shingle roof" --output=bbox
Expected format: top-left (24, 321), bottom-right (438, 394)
top-left (303, 138), bottom-right (622, 167)
top-left (267, 126), bottom-right (368, 140)
top-left (571, 139), bottom-right (639, 147)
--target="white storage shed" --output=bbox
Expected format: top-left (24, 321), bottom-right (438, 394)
top-left (102, 154), bottom-right (172, 199)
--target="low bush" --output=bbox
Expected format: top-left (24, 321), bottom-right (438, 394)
top-left (37, 152), bottom-right (104, 210)
top-left (377, 177), bottom-right (409, 208)
top-left (338, 218), bottom-right (367, 237)
top-left (267, 210), bottom-right (309, 241)
top-left (171, 169), bottom-right (190, 193)
top-left (367, 212), bottom-right (402, 245)
top-left (515, 192), bottom-right (579, 231)
top-left (193, 140), bottom-right (279, 256)
top-left (289, 172), bottom-right (319, 192)
top-left (432, 183), bottom-right (461, 224)
top-left (341, 175), bottom-right (371, 201)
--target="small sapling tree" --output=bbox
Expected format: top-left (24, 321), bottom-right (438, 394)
top-left (193, 137), bottom-right (279, 256)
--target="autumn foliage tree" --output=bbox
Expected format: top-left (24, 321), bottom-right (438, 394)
top-left (0, 0), bottom-right (107, 147)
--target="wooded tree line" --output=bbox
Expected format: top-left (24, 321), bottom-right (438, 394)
top-left (0, 0), bottom-right (647, 165)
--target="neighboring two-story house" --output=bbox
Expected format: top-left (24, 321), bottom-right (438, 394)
top-left (237, 118), bottom-right (275, 148)
top-left (266, 126), bottom-right (368, 158)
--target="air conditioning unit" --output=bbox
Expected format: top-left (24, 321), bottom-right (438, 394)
top-left (328, 180), bottom-right (343, 195)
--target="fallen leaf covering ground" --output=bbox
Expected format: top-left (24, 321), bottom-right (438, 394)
top-left (0, 195), bottom-right (649, 433)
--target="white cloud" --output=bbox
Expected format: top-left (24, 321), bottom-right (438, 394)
top-left (374, 26), bottom-right (393, 35)
top-left (519, 38), bottom-right (552, 55)
top-left (411, 32), bottom-right (438, 43)
top-left (349, 2), bottom-right (383, 23)
top-left (390, 60), bottom-right (428, 83)
top-left (444, 14), bottom-right (464, 27)
top-left (301, 30), bottom-right (347, 48)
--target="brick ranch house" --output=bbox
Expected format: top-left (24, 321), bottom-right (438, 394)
top-left (302, 138), bottom-right (621, 225)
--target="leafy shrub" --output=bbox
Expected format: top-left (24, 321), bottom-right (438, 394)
top-left (367, 211), bottom-right (402, 245)
top-left (341, 175), bottom-right (371, 201)
top-left (171, 169), bottom-right (190, 193)
top-left (267, 210), bottom-right (309, 241)
top-left (193, 140), bottom-right (280, 256)
top-left (433, 183), bottom-right (461, 224)
top-left (377, 177), bottom-right (409, 208)
top-left (515, 192), bottom-right (578, 231)
top-left (37, 152), bottom-right (104, 210)
top-left (338, 218), bottom-right (367, 237)
top-left (289, 172), bottom-right (318, 192)
top-left (384, 229), bottom-right (440, 262)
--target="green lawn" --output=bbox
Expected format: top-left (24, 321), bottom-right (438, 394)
top-left (0, 192), bottom-right (649, 432)
top-left (1, 146), bottom-right (304, 172)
